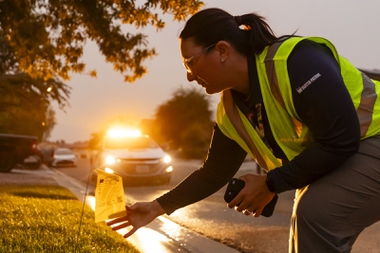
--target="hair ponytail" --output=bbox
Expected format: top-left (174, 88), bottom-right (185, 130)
top-left (239, 13), bottom-right (278, 54)
top-left (180, 8), bottom-right (278, 55)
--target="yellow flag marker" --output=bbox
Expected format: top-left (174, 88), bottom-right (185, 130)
top-left (94, 169), bottom-right (127, 223)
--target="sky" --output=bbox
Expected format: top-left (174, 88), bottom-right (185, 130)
top-left (49, 0), bottom-right (380, 143)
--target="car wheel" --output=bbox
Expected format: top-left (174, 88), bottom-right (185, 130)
top-left (0, 151), bottom-right (16, 173)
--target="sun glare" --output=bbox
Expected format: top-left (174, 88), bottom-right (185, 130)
top-left (106, 128), bottom-right (142, 138)
top-left (85, 195), bottom-right (96, 211)
top-left (126, 227), bottom-right (171, 253)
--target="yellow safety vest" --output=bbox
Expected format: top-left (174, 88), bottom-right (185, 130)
top-left (216, 37), bottom-right (380, 171)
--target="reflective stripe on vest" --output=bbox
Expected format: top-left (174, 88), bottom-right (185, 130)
top-left (217, 90), bottom-right (282, 171)
top-left (340, 58), bottom-right (379, 137)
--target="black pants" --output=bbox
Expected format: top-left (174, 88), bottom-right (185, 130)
top-left (290, 136), bottom-right (380, 253)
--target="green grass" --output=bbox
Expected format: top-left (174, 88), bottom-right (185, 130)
top-left (0, 185), bottom-right (140, 253)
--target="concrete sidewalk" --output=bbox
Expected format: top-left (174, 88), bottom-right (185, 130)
top-left (0, 166), bottom-right (239, 253)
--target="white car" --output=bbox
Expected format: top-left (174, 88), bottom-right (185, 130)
top-left (95, 131), bottom-right (173, 185)
top-left (51, 148), bottom-right (77, 167)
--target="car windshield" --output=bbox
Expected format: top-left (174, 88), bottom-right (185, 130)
top-left (104, 136), bottom-right (159, 150)
top-left (55, 149), bottom-right (73, 155)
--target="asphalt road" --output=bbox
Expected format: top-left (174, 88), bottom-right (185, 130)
top-left (55, 153), bottom-right (380, 253)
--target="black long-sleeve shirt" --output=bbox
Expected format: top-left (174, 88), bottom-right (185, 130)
top-left (157, 40), bottom-right (361, 215)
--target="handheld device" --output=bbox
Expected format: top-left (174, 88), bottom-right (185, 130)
top-left (224, 178), bottom-right (278, 217)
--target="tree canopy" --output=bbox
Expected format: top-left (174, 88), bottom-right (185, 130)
top-left (0, 71), bottom-right (68, 139)
top-left (0, 0), bottom-right (203, 82)
top-left (0, 29), bottom-right (69, 139)
top-left (153, 86), bottom-right (214, 158)
top-left (0, 0), bottom-right (203, 139)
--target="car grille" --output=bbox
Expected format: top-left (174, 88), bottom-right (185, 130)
top-left (117, 158), bottom-right (163, 174)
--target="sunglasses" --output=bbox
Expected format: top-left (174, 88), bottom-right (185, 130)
top-left (183, 43), bottom-right (216, 74)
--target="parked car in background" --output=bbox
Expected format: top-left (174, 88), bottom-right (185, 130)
top-left (0, 133), bottom-right (40, 172)
top-left (93, 128), bottom-right (173, 185)
top-left (51, 148), bottom-right (77, 167)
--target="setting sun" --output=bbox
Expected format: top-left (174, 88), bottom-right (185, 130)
top-left (106, 128), bottom-right (142, 138)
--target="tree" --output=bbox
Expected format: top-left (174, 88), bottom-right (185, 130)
top-left (154, 86), bottom-right (214, 158)
top-left (0, 0), bottom-right (203, 82)
top-left (0, 29), bottom-right (70, 139)
top-left (0, 72), bottom-right (70, 139)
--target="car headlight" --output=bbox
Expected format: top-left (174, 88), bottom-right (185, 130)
top-left (166, 166), bottom-right (173, 173)
top-left (105, 155), bottom-right (116, 165)
top-left (104, 167), bottom-right (115, 174)
top-left (163, 155), bottom-right (171, 164)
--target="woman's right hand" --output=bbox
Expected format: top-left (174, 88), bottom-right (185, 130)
top-left (106, 200), bottom-right (166, 238)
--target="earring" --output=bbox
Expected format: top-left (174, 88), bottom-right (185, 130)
top-left (221, 58), bottom-right (225, 63)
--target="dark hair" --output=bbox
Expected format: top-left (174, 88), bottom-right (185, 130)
top-left (180, 8), bottom-right (278, 55)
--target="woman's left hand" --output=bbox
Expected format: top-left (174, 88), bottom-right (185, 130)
top-left (227, 173), bottom-right (275, 217)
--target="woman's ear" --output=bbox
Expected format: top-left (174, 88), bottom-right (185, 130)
top-left (215, 41), bottom-right (230, 61)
